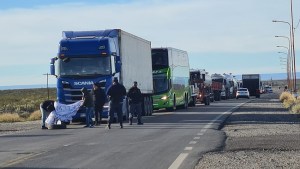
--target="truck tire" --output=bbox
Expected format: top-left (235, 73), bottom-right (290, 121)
top-left (204, 97), bottom-right (208, 105)
top-left (149, 97), bottom-right (153, 116)
top-left (146, 96), bottom-right (151, 116)
top-left (189, 96), bottom-right (196, 107)
top-left (215, 93), bottom-right (220, 101)
top-left (166, 95), bottom-right (176, 111)
top-left (143, 96), bottom-right (149, 116)
top-left (184, 94), bottom-right (188, 109)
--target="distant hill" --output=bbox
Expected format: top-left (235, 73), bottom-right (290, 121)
top-left (0, 84), bottom-right (56, 90)
top-left (1, 72), bottom-right (299, 90)
top-left (235, 72), bottom-right (300, 81)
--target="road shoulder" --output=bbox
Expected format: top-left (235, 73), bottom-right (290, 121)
top-left (195, 93), bottom-right (300, 169)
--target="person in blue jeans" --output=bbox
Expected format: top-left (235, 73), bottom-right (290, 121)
top-left (81, 87), bottom-right (94, 128)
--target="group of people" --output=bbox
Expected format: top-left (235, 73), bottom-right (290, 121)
top-left (40, 77), bottom-right (144, 129)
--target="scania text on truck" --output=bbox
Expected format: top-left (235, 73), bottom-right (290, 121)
top-left (50, 29), bottom-right (154, 120)
top-left (242, 74), bottom-right (261, 98)
top-left (152, 47), bottom-right (190, 111)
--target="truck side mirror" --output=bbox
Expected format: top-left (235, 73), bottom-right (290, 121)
top-left (111, 55), bottom-right (116, 75)
top-left (50, 57), bottom-right (57, 75)
top-left (111, 52), bottom-right (117, 56)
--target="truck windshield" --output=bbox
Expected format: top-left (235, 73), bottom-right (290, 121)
top-left (58, 56), bottom-right (111, 77)
top-left (153, 74), bottom-right (169, 94)
top-left (152, 49), bottom-right (169, 70)
top-left (212, 79), bottom-right (223, 83)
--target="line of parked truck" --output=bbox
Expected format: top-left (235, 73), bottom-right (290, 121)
top-left (49, 29), bottom-right (262, 120)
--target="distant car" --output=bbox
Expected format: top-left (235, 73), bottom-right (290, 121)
top-left (236, 88), bottom-right (250, 99)
top-left (265, 86), bottom-right (273, 93)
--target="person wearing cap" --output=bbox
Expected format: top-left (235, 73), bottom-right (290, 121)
top-left (81, 87), bottom-right (94, 128)
top-left (106, 77), bottom-right (126, 129)
top-left (93, 82), bottom-right (106, 125)
top-left (40, 100), bottom-right (55, 129)
top-left (127, 81), bottom-right (143, 125)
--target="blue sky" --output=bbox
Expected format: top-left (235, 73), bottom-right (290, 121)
top-left (0, 0), bottom-right (299, 86)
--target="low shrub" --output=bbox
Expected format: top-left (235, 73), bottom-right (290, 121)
top-left (0, 113), bottom-right (22, 123)
top-left (279, 92), bottom-right (293, 102)
top-left (283, 97), bottom-right (295, 109)
top-left (291, 103), bottom-right (300, 114)
top-left (28, 110), bottom-right (41, 121)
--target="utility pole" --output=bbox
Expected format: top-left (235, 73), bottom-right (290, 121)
top-left (290, 0), bottom-right (297, 93)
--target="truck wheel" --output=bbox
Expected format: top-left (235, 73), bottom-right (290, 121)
top-left (192, 97), bottom-right (196, 106)
top-left (216, 93), bottom-right (220, 101)
top-left (146, 96), bottom-right (151, 116)
top-left (149, 96), bottom-right (153, 116)
top-left (144, 97), bottom-right (149, 116)
top-left (204, 97), bottom-right (208, 105)
top-left (184, 95), bottom-right (188, 109)
top-left (166, 96), bottom-right (176, 111)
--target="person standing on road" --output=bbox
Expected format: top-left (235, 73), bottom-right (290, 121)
top-left (127, 81), bottom-right (143, 125)
top-left (107, 77), bottom-right (126, 129)
top-left (93, 82), bottom-right (106, 126)
top-left (40, 100), bottom-right (55, 129)
top-left (81, 87), bottom-right (94, 128)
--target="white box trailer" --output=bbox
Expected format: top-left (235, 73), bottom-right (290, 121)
top-left (119, 30), bottom-right (153, 94)
top-left (117, 30), bottom-right (153, 116)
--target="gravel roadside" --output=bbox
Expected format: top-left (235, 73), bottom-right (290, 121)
top-left (195, 91), bottom-right (300, 169)
top-left (0, 120), bottom-right (40, 136)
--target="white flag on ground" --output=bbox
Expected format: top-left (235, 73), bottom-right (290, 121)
top-left (45, 100), bottom-right (83, 125)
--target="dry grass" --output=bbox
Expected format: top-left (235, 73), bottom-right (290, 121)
top-left (279, 92), bottom-right (293, 102)
top-left (0, 113), bottom-right (22, 123)
top-left (291, 104), bottom-right (300, 114)
top-left (280, 91), bottom-right (300, 114)
top-left (283, 99), bottom-right (295, 109)
top-left (0, 88), bottom-right (56, 123)
top-left (27, 110), bottom-right (41, 121)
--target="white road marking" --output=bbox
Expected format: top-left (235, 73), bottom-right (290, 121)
top-left (168, 102), bottom-right (246, 169)
top-left (194, 137), bottom-right (200, 140)
top-left (189, 141), bottom-right (197, 144)
top-left (168, 153), bottom-right (188, 169)
top-left (204, 102), bottom-right (245, 129)
top-left (184, 147), bottom-right (193, 151)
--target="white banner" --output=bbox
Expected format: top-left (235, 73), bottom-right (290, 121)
top-left (45, 101), bottom-right (83, 125)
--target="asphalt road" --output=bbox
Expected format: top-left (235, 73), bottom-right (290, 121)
top-left (0, 98), bottom-right (250, 169)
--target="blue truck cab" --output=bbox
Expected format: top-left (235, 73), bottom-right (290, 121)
top-left (50, 29), bottom-right (122, 120)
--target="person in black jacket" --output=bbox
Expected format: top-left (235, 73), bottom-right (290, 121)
top-left (93, 82), bottom-right (106, 125)
top-left (107, 77), bottom-right (126, 129)
top-left (127, 81), bottom-right (143, 125)
top-left (81, 87), bottom-right (94, 128)
top-left (40, 100), bottom-right (55, 129)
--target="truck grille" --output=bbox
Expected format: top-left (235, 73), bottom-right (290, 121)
top-left (63, 87), bottom-right (92, 103)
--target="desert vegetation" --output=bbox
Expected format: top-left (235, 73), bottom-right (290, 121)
top-left (279, 91), bottom-right (300, 114)
top-left (0, 88), bottom-right (56, 122)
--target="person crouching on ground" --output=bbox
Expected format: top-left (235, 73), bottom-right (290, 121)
top-left (81, 87), bottom-right (94, 128)
top-left (127, 81), bottom-right (143, 125)
top-left (40, 100), bottom-right (55, 129)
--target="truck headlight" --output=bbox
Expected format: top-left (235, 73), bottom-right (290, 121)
top-left (161, 96), bottom-right (168, 100)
